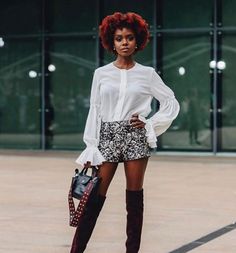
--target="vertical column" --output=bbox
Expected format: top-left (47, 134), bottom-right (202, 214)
top-left (40, 0), bottom-right (46, 149)
top-left (40, 0), bottom-right (54, 150)
top-left (212, 0), bottom-right (222, 154)
top-left (97, 0), bottom-right (104, 67)
top-left (154, 0), bottom-right (163, 149)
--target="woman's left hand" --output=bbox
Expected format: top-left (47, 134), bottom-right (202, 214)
top-left (130, 113), bottom-right (146, 128)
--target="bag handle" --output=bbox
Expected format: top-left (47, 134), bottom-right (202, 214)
top-left (69, 166), bottom-right (100, 227)
top-left (76, 166), bottom-right (99, 178)
top-left (68, 177), bottom-right (96, 227)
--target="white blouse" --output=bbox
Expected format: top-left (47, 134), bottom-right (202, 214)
top-left (76, 62), bottom-right (180, 166)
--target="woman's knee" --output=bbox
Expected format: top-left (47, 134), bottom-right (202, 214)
top-left (97, 162), bottom-right (118, 196)
top-left (124, 158), bottom-right (149, 191)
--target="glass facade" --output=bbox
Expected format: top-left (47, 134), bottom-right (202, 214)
top-left (48, 37), bottom-right (97, 149)
top-left (161, 34), bottom-right (211, 150)
top-left (221, 34), bottom-right (236, 150)
top-left (0, 38), bottom-right (41, 148)
top-left (0, 0), bottom-right (236, 153)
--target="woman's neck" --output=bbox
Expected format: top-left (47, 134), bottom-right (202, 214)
top-left (114, 56), bottom-right (135, 69)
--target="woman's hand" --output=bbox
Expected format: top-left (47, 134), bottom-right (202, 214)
top-left (130, 113), bottom-right (146, 128)
top-left (84, 161), bottom-right (91, 168)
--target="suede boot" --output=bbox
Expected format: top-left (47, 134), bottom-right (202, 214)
top-left (70, 194), bottom-right (106, 253)
top-left (125, 189), bottom-right (144, 253)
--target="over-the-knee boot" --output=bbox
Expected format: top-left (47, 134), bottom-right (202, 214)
top-left (125, 189), bottom-right (144, 253)
top-left (70, 194), bottom-right (106, 253)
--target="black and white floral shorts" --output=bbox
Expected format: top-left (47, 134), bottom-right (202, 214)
top-left (98, 120), bottom-right (151, 163)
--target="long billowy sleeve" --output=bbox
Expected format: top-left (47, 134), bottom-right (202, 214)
top-left (139, 68), bottom-right (180, 148)
top-left (75, 69), bottom-right (106, 166)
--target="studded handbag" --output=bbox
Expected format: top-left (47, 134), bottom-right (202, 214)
top-left (68, 166), bottom-right (101, 227)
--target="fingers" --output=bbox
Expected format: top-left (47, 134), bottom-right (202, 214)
top-left (131, 121), bottom-right (145, 128)
top-left (84, 161), bottom-right (91, 168)
top-left (130, 114), bottom-right (145, 128)
top-left (130, 113), bottom-right (138, 123)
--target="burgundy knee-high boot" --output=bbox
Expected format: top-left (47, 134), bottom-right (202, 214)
top-left (70, 194), bottom-right (106, 253)
top-left (125, 189), bottom-right (144, 253)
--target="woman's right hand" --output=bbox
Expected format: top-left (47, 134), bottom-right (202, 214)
top-left (84, 161), bottom-right (91, 168)
top-left (130, 113), bottom-right (146, 128)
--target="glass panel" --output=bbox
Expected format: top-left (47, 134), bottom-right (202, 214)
top-left (0, 38), bottom-right (41, 148)
top-left (0, 0), bottom-right (41, 35)
top-left (221, 34), bottom-right (236, 150)
top-left (103, 0), bottom-right (154, 25)
top-left (223, 0), bottom-right (236, 26)
top-left (160, 34), bottom-right (211, 150)
top-left (48, 37), bottom-right (96, 149)
top-left (47, 0), bottom-right (97, 33)
top-left (135, 37), bottom-right (153, 66)
top-left (162, 0), bottom-right (213, 29)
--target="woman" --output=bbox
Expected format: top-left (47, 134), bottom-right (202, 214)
top-left (71, 12), bottom-right (180, 253)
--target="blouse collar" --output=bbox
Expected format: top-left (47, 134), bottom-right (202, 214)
top-left (111, 61), bottom-right (138, 71)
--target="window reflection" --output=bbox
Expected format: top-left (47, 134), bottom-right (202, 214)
top-left (0, 37), bottom-right (4, 47)
top-left (161, 35), bottom-right (211, 150)
top-left (0, 40), bottom-right (41, 148)
top-left (48, 38), bottom-right (96, 149)
top-left (222, 36), bottom-right (236, 150)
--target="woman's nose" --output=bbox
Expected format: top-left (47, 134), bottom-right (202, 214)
top-left (122, 39), bottom-right (128, 45)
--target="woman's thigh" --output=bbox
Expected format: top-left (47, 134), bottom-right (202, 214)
top-left (97, 162), bottom-right (118, 196)
top-left (124, 157), bottom-right (149, 191)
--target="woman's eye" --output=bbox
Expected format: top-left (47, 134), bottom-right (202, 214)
top-left (128, 36), bottom-right (134, 41)
top-left (115, 35), bottom-right (135, 42)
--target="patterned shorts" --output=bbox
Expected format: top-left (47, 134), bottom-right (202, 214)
top-left (98, 120), bottom-right (151, 163)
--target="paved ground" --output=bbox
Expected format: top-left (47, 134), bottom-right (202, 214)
top-left (0, 150), bottom-right (236, 253)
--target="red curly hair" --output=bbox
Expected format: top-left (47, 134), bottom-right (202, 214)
top-left (99, 12), bottom-right (150, 53)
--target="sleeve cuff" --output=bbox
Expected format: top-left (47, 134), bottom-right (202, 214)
top-left (138, 115), bottom-right (157, 148)
top-left (75, 146), bottom-right (106, 167)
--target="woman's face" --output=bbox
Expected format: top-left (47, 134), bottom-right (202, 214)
top-left (113, 27), bottom-right (137, 57)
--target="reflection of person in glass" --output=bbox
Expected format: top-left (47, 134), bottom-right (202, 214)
top-left (188, 88), bottom-right (201, 145)
top-left (71, 12), bottom-right (179, 253)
